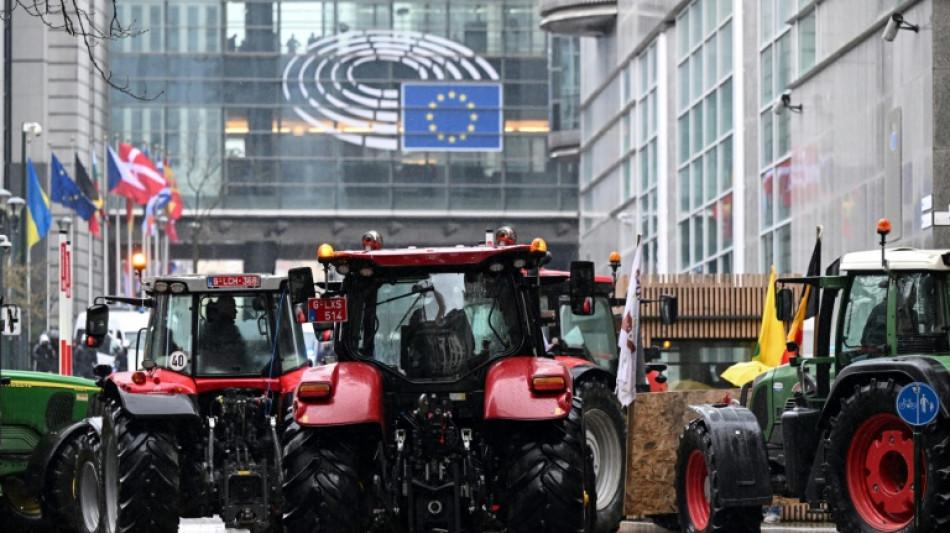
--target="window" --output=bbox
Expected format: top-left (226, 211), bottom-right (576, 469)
top-left (676, 0), bottom-right (733, 273)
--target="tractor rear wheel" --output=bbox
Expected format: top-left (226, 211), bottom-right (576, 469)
top-left (675, 420), bottom-right (761, 533)
top-left (282, 422), bottom-right (370, 533)
top-left (102, 399), bottom-right (180, 533)
top-left (505, 396), bottom-right (588, 533)
top-left (75, 427), bottom-right (103, 533)
top-left (824, 379), bottom-right (950, 533)
top-left (576, 379), bottom-right (625, 533)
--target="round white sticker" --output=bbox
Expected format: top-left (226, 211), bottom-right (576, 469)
top-left (169, 350), bottom-right (189, 371)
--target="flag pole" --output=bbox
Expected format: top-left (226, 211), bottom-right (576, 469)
top-left (114, 133), bottom-right (121, 296)
top-left (100, 133), bottom-right (109, 298)
top-left (634, 234), bottom-right (647, 392)
top-left (45, 141), bottom-right (51, 335)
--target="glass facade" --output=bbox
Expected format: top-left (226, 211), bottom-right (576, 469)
top-left (110, 0), bottom-right (576, 218)
top-left (676, 0), bottom-right (734, 273)
top-left (758, 0), bottom-right (793, 273)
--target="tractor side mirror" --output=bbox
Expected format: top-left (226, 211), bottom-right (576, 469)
top-left (775, 287), bottom-right (794, 322)
top-left (569, 261), bottom-right (596, 316)
top-left (288, 267), bottom-right (316, 306)
top-left (85, 304), bottom-right (110, 349)
top-left (659, 295), bottom-right (678, 325)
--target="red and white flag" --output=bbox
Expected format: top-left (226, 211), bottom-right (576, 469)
top-left (615, 241), bottom-right (643, 407)
top-left (114, 143), bottom-right (166, 204)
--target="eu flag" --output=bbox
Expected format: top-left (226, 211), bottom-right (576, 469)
top-left (402, 83), bottom-right (502, 151)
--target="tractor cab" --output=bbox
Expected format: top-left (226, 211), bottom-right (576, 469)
top-left (290, 230), bottom-right (550, 386)
top-left (86, 274), bottom-right (309, 377)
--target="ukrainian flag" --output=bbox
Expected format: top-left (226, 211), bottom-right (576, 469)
top-left (26, 158), bottom-right (52, 249)
top-left (401, 83), bottom-right (502, 151)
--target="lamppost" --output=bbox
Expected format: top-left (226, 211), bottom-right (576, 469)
top-left (56, 217), bottom-right (72, 375)
top-left (0, 234), bottom-right (10, 370)
top-left (0, 189), bottom-right (24, 367)
top-left (20, 122), bottom-right (41, 265)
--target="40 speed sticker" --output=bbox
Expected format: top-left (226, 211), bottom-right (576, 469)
top-left (169, 350), bottom-right (189, 371)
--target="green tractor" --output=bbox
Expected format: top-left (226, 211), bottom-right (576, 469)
top-left (0, 368), bottom-right (100, 531)
top-left (676, 221), bottom-right (950, 532)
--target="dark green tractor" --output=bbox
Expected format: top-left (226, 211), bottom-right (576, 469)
top-left (0, 368), bottom-right (100, 531)
top-left (676, 221), bottom-right (950, 533)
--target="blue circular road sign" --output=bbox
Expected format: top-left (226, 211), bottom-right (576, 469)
top-left (896, 382), bottom-right (940, 426)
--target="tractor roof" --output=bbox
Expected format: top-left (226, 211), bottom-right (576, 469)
top-left (840, 248), bottom-right (950, 272)
top-left (142, 274), bottom-right (287, 292)
top-left (323, 244), bottom-right (547, 269)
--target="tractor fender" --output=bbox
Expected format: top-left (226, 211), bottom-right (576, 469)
top-left (567, 362), bottom-right (616, 391)
top-left (484, 357), bottom-right (573, 420)
top-left (23, 416), bottom-right (102, 495)
top-left (102, 381), bottom-right (200, 420)
top-left (816, 356), bottom-right (950, 430)
top-left (293, 361), bottom-right (384, 427)
top-left (686, 403), bottom-right (772, 507)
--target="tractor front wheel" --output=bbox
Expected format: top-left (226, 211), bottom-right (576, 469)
top-left (675, 420), bottom-right (761, 533)
top-left (75, 427), bottom-right (103, 533)
top-left (576, 379), bottom-right (625, 533)
top-left (102, 399), bottom-right (180, 533)
top-left (824, 379), bottom-right (950, 533)
top-left (41, 429), bottom-right (83, 529)
top-left (505, 396), bottom-right (588, 533)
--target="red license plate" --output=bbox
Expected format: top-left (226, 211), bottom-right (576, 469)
top-left (308, 297), bottom-right (347, 322)
top-left (207, 275), bottom-right (261, 288)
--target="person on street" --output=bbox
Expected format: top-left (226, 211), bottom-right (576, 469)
top-left (31, 334), bottom-right (56, 373)
top-left (73, 335), bottom-right (98, 379)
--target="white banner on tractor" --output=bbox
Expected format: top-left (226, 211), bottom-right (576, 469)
top-left (615, 239), bottom-right (643, 407)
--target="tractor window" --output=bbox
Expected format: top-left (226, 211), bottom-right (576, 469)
top-left (146, 291), bottom-right (308, 376)
top-left (559, 296), bottom-right (619, 374)
top-left (148, 294), bottom-right (194, 373)
top-left (895, 272), bottom-right (949, 354)
top-left (347, 271), bottom-right (524, 380)
top-left (841, 274), bottom-right (888, 352)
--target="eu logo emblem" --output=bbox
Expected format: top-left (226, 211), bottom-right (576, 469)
top-left (401, 83), bottom-right (502, 151)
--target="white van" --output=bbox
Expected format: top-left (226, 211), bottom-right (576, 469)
top-left (74, 307), bottom-right (150, 371)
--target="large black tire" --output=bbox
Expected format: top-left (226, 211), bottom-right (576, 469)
top-left (823, 379), bottom-right (950, 533)
top-left (281, 421), bottom-right (369, 533)
top-left (76, 427), bottom-right (103, 533)
top-left (649, 513), bottom-right (680, 531)
top-left (101, 398), bottom-right (180, 533)
top-left (41, 429), bottom-right (83, 529)
top-left (675, 420), bottom-right (761, 533)
top-left (504, 396), bottom-right (588, 533)
top-left (0, 478), bottom-right (48, 532)
top-left (576, 378), bottom-right (625, 533)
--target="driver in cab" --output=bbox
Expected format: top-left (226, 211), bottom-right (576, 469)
top-left (201, 295), bottom-right (247, 370)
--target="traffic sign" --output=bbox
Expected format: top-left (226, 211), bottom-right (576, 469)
top-left (896, 382), bottom-right (940, 426)
top-left (1, 304), bottom-right (21, 336)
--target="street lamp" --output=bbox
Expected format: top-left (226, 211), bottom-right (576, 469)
top-left (19, 122), bottom-right (41, 265)
top-left (0, 191), bottom-right (24, 368)
top-left (0, 234), bottom-right (9, 371)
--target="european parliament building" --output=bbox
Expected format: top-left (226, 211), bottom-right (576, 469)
top-left (109, 0), bottom-right (579, 272)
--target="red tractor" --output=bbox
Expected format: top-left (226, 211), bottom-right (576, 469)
top-left (78, 274), bottom-right (311, 533)
top-left (282, 231), bottom-right (595, 533)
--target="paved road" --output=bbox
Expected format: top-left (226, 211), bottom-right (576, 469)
top-left (179, 517), bottom-right (837, 532)
top-left (619, 519), bottom-right (836, 532)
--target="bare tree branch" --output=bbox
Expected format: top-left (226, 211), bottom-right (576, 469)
top-left (1, 0), bottom-right (161, 100)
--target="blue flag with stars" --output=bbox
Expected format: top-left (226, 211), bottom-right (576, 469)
top-left (51, 152), bottom-right (97, 221)
top-left (402, 83), bottom-right (502, 151)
